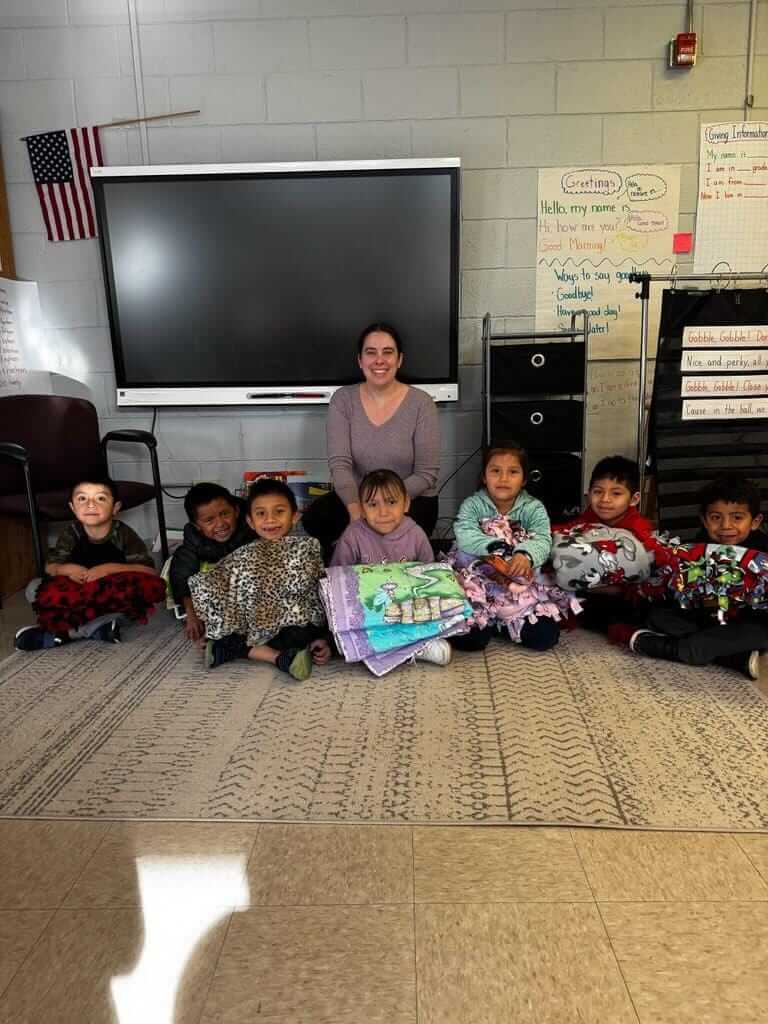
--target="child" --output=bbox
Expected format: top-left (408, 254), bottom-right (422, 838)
top-left (331, 469), bottom-right (451, 665)
top-left (331, 469), bottom-right (435, 566)
top-left (15, 476), bottom-right (166, 651)
top-left (623, 473), bottom-right (768, 679)
top-left (553, 455), bottom-right (658, 551)
top-left (449, 442), bottom-right (577, 652)
top-left (552, 456), bottom-right (660, 630)
top-left (190, 478), bottom-right (331, 681)
top-left (169, 482), bottom-right (255, 642)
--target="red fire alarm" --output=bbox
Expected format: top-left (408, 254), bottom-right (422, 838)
top-left (669, 32), bottom-right (697, 68)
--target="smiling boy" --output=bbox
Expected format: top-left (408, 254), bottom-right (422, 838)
top-left (627, 474), bottom-right (768, 680)
top-left (553, 455), bottom-right (659, 552)
top-left (170, 483), bottom-right (255, 642)
top-left (15, 476), bottom-right (165, 650)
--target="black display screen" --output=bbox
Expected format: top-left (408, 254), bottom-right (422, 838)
top-left (94, 167), bottom-right (459, 389)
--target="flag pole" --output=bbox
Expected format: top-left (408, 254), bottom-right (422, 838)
top-left (20, 109), bottom-right (200, 142)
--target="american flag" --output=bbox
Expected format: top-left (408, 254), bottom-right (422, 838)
top-left (24, 126), bottom-right (103, 243)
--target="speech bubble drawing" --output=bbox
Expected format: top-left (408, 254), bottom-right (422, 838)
top-left (625, 173), bottom-right (667, 201)
top-left (616, 231), bottom-right (649, 253)
top-left (628, 209), bottom-right (668, 232)
top-left (561, 169), bottom-right (623, 195)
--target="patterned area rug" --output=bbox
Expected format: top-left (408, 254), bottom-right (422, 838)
top-left (1, 617), bottom-right (767, 829)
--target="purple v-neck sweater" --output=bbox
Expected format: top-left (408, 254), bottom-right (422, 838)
top-left (326, 384), bottom-right (440, 506)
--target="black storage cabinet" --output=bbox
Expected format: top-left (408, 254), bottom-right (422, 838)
top-left (482, 316), bottom-right (589, 521)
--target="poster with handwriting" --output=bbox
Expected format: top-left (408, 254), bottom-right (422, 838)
top-left (536, 165), bottom-right (680, 360)
top-left (683, 397), bottom-right (768, 421)
top-left (682, 324), bottom-right (768, 348)
top-left (0, 277), bottom-right (43, 396)
top-left (695, 122), bottom-right (768, 273)
top-left (681, 375), bottom-right (768, 397)
top-left (585, 360), bottom-right (646, 469)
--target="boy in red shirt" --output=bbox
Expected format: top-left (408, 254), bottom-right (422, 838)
top-left (553, 455), bottom-right (658, 631)
top-left (553, 455), bottom-right (659, 553)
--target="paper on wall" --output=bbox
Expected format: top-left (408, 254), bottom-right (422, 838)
top-left (536, 165), bottom-right (680, 360)
top-left (0, 277), bottom-right (46, 396)
top-left (694, 122), bottom-right (768, 274)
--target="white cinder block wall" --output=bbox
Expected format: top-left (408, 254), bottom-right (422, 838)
top-left (1, 0), bottom-right (766, 541)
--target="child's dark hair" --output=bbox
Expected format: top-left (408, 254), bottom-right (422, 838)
top-left (357, 321), bottom-right (403, 355)
top-left (698, 473), bottom-right (762, 518)
top-left (70, 474), bottom-right (119, 502)
top-left (247, 477), bottom-right (297, 513)
top-left (481, 442), bottom-right (529, 482)
top-left (589, 455), bottom-right (640, 494)
top-left (359, 469), bottom-right (407, 505)
top-left (184, 482), bottom-right (237, 521)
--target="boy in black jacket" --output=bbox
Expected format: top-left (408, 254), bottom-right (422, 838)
top-left (627, 474), bottom-right (768, 679)
top-left (170, 483), bottom-right (255, 642)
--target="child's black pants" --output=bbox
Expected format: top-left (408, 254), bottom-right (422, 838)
top-left (646, 606), bottom-right (768, 665)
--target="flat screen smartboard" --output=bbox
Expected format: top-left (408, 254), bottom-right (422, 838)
top-left (92, 159), bottom-right (460, 406)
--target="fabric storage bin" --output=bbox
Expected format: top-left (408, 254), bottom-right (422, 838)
top-left (490, 399), bottom-right (584, 451)
top-left (525, 452), bottom-right (583, 519)
top-left (490, 341), bottom-right (585, 395)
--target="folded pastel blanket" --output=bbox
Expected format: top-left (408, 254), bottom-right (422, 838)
top-left (638, 542), bottom-right (768, 621)
top-left (320, 562), bottom-right (472, 676)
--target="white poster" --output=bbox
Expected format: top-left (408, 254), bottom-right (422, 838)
top-left (681, 349), bottom-right (768, 373)
top-left (681, 374), bottom-right (768, 397)
top-left (694, 122), bottom-right (768, 273)
top-left (682, 324), bottom-right (768, 348)
top-left (536, 165), bottom-right (680, 360)
top-left (0, 277), bottom-right (44, 395)
top-left (683, 397), bottom-right (768, 421)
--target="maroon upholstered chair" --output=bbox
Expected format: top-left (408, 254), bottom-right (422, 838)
top-left (0, 395), bottom-right (168, 580)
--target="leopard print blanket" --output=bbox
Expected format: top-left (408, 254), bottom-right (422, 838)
top-left (189, 535), bottom-right (326, 647)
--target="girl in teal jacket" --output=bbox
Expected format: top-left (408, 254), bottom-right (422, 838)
top-left (449, 443), bottom-right (576, 652)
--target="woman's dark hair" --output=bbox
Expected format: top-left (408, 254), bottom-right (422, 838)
top-left (184, 482), bottom-right (238, 521)
top-left (356, 322), bottom-right (404, 356)
top-left (480, 443), bottom-right (529, 483)
top-left (359, 469), bottom-right (408, 505)
top-left (247, 477), bottom-right (297, 513)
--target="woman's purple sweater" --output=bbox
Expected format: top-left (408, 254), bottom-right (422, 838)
top-left (326, 384), bottom-right (440, 507)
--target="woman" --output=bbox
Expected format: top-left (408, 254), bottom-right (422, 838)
top-left (303, 322), bottom-right (441, 558)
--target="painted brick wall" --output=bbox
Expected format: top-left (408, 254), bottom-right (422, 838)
top-left (1, 0), bottom-right (766, 541)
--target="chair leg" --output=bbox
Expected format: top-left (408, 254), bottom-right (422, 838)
top-left (148, 446), bottom-right (169, 562)
top-left (21, 462), bottom-right (45, 578)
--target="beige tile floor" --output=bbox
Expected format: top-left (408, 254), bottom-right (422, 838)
top-left (3, 591), bottom-right (768, 1021)
top-left (1, 821), bottom-right (767, 1023)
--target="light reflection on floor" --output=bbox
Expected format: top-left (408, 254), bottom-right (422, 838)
top-left (110, 855), bottom-right (250, 1024)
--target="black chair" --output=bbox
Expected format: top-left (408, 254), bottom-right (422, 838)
top-left (0, 394), bottom-right (169, 580)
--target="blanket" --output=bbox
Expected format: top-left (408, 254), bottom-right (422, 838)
top-left (638, 541), bottom-right (768, 622)
top-left (551, 523), bottom-right (653, 591)
top-left (320, 562), bottom-right (472, 676)
top-left (189, 535), bottom-right (326, 647)
top-left (446, 516), bottom-right (581, 639)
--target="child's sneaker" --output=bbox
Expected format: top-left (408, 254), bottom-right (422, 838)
top-left (416, 638), bottom-right (452, 666)
top-left (715, 649), bottom-right (761, 681)
top-left (275, 646), bottom-right (313, 682)
top-left (629, 629), bottom-right (677, 660)
top-left (14, 626), bottom-right (65, 651)
top-left (91, 619), bottom-right (122, 644)
top-left (205, 633), bottom-right (249, 669)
